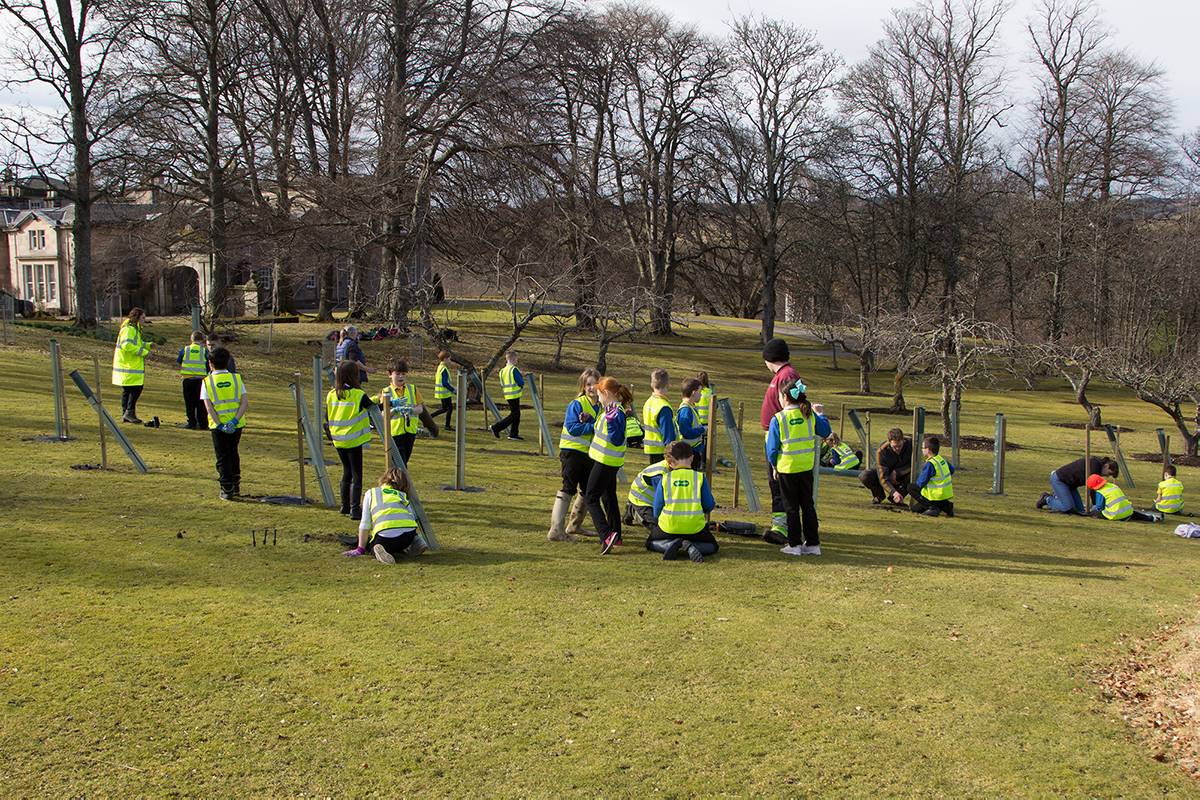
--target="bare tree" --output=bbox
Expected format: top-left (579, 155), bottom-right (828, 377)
top-left (0, 0), bottom-right (129, 324)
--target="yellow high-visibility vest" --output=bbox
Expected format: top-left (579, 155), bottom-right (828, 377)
top-left (366, 486), bottom-right (417, 543)
top-left (327, 387), bottom-right (371, 448)
top-left (204, 372), bottom-right (246, 429)
top-left (658, 468), bottom-right (705, 535)
top-left (179, 343), bottom-right (206, 378)
top-left (111, 320), bottom-right (147, 386)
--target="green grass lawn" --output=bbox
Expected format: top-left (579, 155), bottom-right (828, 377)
top-left (1, 316), bottom-right (1198, 794)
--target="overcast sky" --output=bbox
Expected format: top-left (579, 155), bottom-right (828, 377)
top-left (642, 0), bottom-right (1200, 135)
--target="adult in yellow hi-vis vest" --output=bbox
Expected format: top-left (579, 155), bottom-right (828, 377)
top-left (326, 361), bottom-right (376, 520)
top-left (200, 346), bottom-right (247, 500)
top-left (112, 307), bottom-right (152, 423)
top-left (490, 350), bottom-right (526, 441)
top-left (907, 436), bottom-right (955, 517)
top-left (177, 330), bottom-right (208, 429)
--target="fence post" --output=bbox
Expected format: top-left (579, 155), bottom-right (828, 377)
top-left (991, 413), bottom-right (1006, 495)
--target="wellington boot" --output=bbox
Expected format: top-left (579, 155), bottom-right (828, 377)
top-left (566, 493), bottom-right (596, 537)
top-left (547, 491), bottom-right (577, 542)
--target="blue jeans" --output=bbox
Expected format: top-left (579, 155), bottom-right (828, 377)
top-left (1045, 470), bottom-right (1084, 513)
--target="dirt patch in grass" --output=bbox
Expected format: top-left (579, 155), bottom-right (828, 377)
top-left (833, 391), bottom-right (890, 397)
top-left (1051, 421), bottom-right (1136, 432)
top-left (956, 434), bottom-right (1023, 452)
top-left (1130, 452), bottom-right (1200, 468)
top-left (1097, 612), bottom-right (1200, 780)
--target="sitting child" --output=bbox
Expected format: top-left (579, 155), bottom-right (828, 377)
top-left (823, 432), bottom-right (861, 470)
top-left (646, 441), bottom-right (719, 562)
top-left (342, 468), bottom-right (429, 563)
top-left (1156, 464), bottom-right (1184, 515)
top-left (624, 460), bottom-right (670, 528)
top-left (1087, 474), bottom-right (1158, 522)
top-left (908, 435), bottom-right (954, 517)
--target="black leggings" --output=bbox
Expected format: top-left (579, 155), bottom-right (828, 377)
top-left (584, 462), bottom-right (622, 540)
top-left (337, 445), bottom-right (364, 509)
top-left (560, 449), bottom-right (593, 496)
top-left (373, 529), bottom-right (418, 554)
top-left (778, 469), bottom-right (818, 547)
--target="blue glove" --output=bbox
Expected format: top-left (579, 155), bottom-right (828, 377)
top-left (222, 420), bottom-right (238, 434)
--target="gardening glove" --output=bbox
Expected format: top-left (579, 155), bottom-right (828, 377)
top-left (342, 546), bottom-right (366, 556)
top-left (223, 420), bottom-right (239, 434)
top-left (578, 412), bottom-right (594, 424)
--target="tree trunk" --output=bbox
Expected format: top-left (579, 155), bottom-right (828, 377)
top-left (859, 350), bottom-right (872, 393)
top-left (315, 262), bottom-right (335, 322)
top-left (890, 371), bottom-right (907, 414)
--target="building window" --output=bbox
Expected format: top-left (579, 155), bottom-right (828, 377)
top-left (306, 274), bottom-right (316, 290)
top-left (23, 263), bottom-right (56, 304)
top-left (27, 229), bottom-right (45, 250)
top-left (256, 267), bottom-right (272, 291)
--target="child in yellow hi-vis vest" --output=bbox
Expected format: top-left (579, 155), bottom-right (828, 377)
top-left (766, 379), bottom-right (830, 556)
top-left (908, 436), bottom-right (955, 517)
top-left (648, 441), bottom-right (718, 562)
top-left (1086, 474), bottom-right (1158, 522)
top-left (200, 347), bottom-right (247, 501)
top-left (1156, 464), bottom-right (1185, 514)
top-left (342, 468), bottom-right (428, 564)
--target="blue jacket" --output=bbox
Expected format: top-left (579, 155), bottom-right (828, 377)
top-left (564, 397), bottom-right (596, 439)
top-left (677, 404), bottom-right (706, 451)
top-left (916, 458), bottom-right (955, 488)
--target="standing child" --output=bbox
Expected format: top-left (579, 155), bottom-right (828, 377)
top-left (490, 350), bottom-right (526, 440)
top-left (550, 368), bottom-right (602, 543)
top-left (327, 360), bottom-right (376, 520)
top-left (766, 379), bottom-right (830, 556)
top-left (642, 368), bottom-right (677, 464)
top-left (908, 436), bottom-right (955, 517)
top-left (585, 376), bottom-right (633, 554)
top-left (177, 331), bottom-right (208, 429)
top-left (200, 347), bottom-right (247, 500)
top-left (697, 371), bottom-right (714, 454)
top-left (378, 357), bottom-right (430, 467)
top-left (429, 350), bottom-right (456, 432)
top-left (342, 467), bottom-right (428, 563)
top-left (676, 378), bottom-right (708, 470)
top-left (1157, 464), bottom-right (1185, 515)
top-left (648, 441), bottom-right (719, 562)
top-left (206, 335), bottom-right (236, 375)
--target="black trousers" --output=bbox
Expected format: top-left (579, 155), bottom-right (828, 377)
top-left (373, 529), bottom-right (419, 554)
top-left (861, 468), bottom-right (907, 503)
top-left (778, 470), bottom-right (818, 547)
top-left (120, 384), bottom-right (144, 418)
top-left (392, 433), bottom-right (416, 467)
top-left (182, 378), bottom-right (207, 428)
top-left (494, 398), bottom-right (521, 437)
top-left (560, 449), bottom-right (593, 496)
top-left (584, 462), bottom-right (622, 540)
top-left (211, 427), bottom-right (242, 492)
top-left (430, 397), bottom-right (453, 428)
top-left (907, 483), bottom-right (953, 514)
top-left (337, 445), bottom-right (364, 511)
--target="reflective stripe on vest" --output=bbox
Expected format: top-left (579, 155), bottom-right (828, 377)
top-left (588, 406), bottom-right (626, 466)
top-left (642, 394), bottom-right (671, 454)
top-left (659, 469), bottom-right (705, 535)
top-left (204, 372), bottom-right (245, 429)
top-left (1097, 482), bottom-right (1132, 520)
top-left (179, 343), bottom-right (206, 378)
top-left (380, 384), bottom-right (419, 436)
top-left (327, 387), bottom-right (371, 448)
top-left (1157, 477), bottom-right (1184, 513)
top-left (775, 408), bottom-right (816, 473)
top-left (434, 364), bottom-right (452, 399)
top-left (920, 455), bottom-right (954, 501)
top-left (628, 462), bottom-right (669, 507)
top-left (500, 364), bottom-right (521, 400)
top-left (697, 387), bottom-right (713, 427)
top-left (111, 321), bottom-right (147, 385)
top-left (367, 486), bottom-right (417, 542)
top-left (832, 442), bottom-right (859, 470)
top-left (678, 402), bottom-right (702, 447)
top-left (559, 395), bottom-right (599, 453)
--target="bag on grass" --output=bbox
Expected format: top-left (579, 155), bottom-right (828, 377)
top-left (1174, 522), bottom-right (1200, 538)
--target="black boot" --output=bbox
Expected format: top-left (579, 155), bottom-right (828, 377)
top-left (340, 486), bottom-right (350, 515)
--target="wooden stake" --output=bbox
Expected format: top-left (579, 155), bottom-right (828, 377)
top-left (733, 402), bottom-right (744, 508)
top-left (93, 356), bottom-right (107, 470)
top-left (704, 390), bottom-right (717, 486)
top-left (839, 402), bottom-right (845, 440)
top-left (1085, 426), bottom-right (1092, 512)
top-left (383, 387), bottom-right (393, 471)
top-left (295, 373), bottom-right (306, 504)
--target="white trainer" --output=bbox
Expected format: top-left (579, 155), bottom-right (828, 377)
top-left (780, 545), bottom-right (804, 556)
top-left (799, 545), bottom-right (822, 556)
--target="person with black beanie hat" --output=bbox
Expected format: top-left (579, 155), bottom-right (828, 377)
top-left (760, 338), bottom-right (799, 544)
